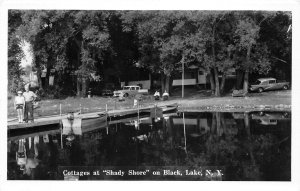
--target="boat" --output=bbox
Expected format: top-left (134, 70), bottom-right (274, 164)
top-left (159, 103), bottom-right (178, 113)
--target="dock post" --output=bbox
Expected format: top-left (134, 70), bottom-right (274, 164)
top-left (60, 103), bottom-right (63, 149)
top-left (106, 104), bottom-right (108, 112)
top-left (183, 110), bottom-right (187, 154)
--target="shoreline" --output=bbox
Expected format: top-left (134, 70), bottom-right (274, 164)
top-left (7, 90), bottom-right (291, 119)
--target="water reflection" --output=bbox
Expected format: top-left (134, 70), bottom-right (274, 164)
top-left (7, 111), bottom-right (291, 180)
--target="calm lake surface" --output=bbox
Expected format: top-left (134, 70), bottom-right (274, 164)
top-left (7, 111), bottom-right (291, 181)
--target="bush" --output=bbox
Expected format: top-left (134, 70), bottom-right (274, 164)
top-left (42, 85), bottom-right (63, 99)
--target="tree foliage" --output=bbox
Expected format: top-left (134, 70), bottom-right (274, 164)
top-left (8, 10), bottom-right (291, 97)
top-left (8, 10), bottom-right (24, 93)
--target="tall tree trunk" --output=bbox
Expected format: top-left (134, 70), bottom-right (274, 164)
top-left (82, 77), bottom-right (87, 97)
top-left (149, 73), bottom-right (152, 90)
top-left (161, 73), bottom-right (165, 94)
top-left (209, 69), bottom-right (215, 94)
top-left (169, 75), bottom-right (173, 96)
top-left (77, 77), bottom-right (81, 97)
top-left (45, 66), bottom-right (50, 89)
top-left (211, 27), bottom-right (220, 96)
top-left (11, 76), bottom-right (16, 92)
top-left (45, 55), bottom-right (55, 90)
top-left (243, 45), bottom-right (252, 93)
top-left (243, 70), bottom-right (249, 93)
top-left (36, 67), bottom-right (43, 90)
top-left (220, 73), bottom-right (226, 94)
top-left (213, 67), bottom-right (220, 96)
top-left (75, 39), bottom-right (82, 96)
top-left (165, 75), bottom-right (170, 93)
top-left (236, 69), bottom-right (243, 90)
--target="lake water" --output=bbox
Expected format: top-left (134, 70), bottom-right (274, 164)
top-left (7, 111), bottom-right (291, 181)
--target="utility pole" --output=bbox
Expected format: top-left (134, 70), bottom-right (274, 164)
top-left (182, 55), bottom-right (185, 98)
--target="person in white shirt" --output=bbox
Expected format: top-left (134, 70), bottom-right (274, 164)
top-left (23, 84), bottom-right (37, 123)
top-left (14, 90), bottom-right (25, 123)
top-left (162, 90), bottom-right (169, 101)
top-left (154, 90), bottom-right (160, 100)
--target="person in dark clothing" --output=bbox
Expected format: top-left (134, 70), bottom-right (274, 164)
top-left (23, 84), bottom-right (37, 123)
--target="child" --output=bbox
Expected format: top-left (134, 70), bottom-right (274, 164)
top-left (14, 90), bottom-right (25, 123)
top-left (16, 138), bottom-right (27, 171)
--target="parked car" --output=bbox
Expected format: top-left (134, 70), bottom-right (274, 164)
top-left (113, 85), bottom-right (148, 97)
top-left (249, 78), bottom-right (290, 93)
top-left (101, 89), bottom-right (113, 97)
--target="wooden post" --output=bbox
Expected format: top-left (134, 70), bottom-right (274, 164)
top-left (60, 103), bottom-right (63, 149)
top-left (60, 123), bottom-right (63, 149)
top-left (182, 56), bottom-right (185, 98)
top-left (106, 104), bottom-right (108, 112)
top-left (183, 111), bottom-right (187, 154)
top-left (137, 100), bottom-right (140, 130)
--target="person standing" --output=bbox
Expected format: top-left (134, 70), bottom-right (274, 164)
top-left (23, 84), bottom-right (37, 123)
top-left (14, 90), bottom-right (25, 123)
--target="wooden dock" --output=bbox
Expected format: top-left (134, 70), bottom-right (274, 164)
top-left (7, 112), bottom-right (104, 130)
top-left (7, 103), bottom-right (178, 130)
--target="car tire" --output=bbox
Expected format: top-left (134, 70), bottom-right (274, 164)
top-left (258, 88), bottom-right (263, 93)
top-left (283, 112), bottom-right (289, 118)
top-left (283, 85), bottom-right (288, 90)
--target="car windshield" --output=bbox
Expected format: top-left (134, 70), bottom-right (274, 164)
top-left (123, 87), bottom-right (131, 90)
top-left (253, 80), bottom-right (262, 85)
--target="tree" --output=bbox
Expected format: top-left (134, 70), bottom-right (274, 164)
top-left (15, 10), bottom-right (111, 97)
top-left (122, 11), bottom-right (208, 94)
top-left (259, 12), bottom-right (291, 81)
top-left (234, 12), bottom-right (273, 93)
top-left (16, 10), bottom-right (74, 92)
top-left (8, 10), bottom-right (24, 93)
top-left (72, 10), bottom-right (111, 96)
top-left (121, 11), bottom-right (172, 93)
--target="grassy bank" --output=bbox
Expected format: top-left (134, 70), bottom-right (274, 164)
top-left (7, 89), bottom-right (291, 119)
